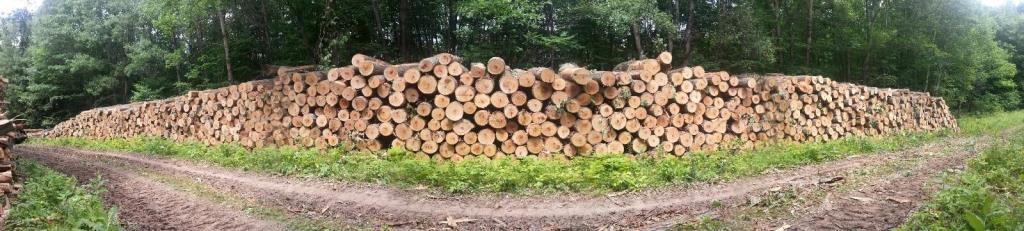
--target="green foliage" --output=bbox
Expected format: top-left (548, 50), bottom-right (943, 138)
top-left (130, 82), bottom-right (165, 102)
top-left (31, 130), bottom-right (947, 194)
top-left (1, 0), bottom-right (1023, 126)
top-left (897, 130), bottom-right (1024, 230)
top-left (5, 160), bottom-right (120, 231)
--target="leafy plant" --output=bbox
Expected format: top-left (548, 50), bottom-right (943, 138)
top-left (5, 160), bottom-right (121, 231)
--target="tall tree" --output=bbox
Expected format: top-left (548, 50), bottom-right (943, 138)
top-left (861, 0), bottom-right (881, 82)
top-left (217, 8), bottom-right (234, 84)
top-left (683, 0), bottom-right (695, 66)
top-left (805, 0), bottom-right (813, 66)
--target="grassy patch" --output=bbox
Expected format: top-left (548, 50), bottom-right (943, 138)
top-left (957, 110), bottom-right (1024, 136)
top-left (4, 160), bottom-right (120, 230)
top-left (30, 130), bottom-right (946, 194)
top-left (897, 131), bottom-right (1024, 230)
top-left (674, 216), bottom-right (730, 231)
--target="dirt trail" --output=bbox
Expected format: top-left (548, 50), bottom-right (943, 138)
top-left (16, 134), bottom-right (984, 230)
top-left (786, 148), bottom-right (972, 230)
top-left (667, 137), bottom-right (985, 230)
top-left (23, 146), bottom-right (283, 231)
top-left (778, 129), bottom-right (1015, 230)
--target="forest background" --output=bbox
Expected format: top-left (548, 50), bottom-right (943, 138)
top-left (0, 0), bottom-right (1021, 127)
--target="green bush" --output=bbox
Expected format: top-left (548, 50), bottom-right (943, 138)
top-left (5, 160), bottom-right (120, 230)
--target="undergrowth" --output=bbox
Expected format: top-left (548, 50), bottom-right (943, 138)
top-left (30, 131), bottom-right (944, 194)
top-left (897, 128), bottom-right (1024, 230)
top-left (4, 160), bottom-right (120, 230)
top-left (957, 109), bottom-right (1024, 135)
top-left (28, 111), bottom-right (1020, 194)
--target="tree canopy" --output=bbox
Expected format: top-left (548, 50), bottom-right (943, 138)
top-left (0, 0), bottom-right (1022, 127)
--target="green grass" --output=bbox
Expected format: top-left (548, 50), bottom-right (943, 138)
top-left (4, 160), bottom-right (120, 231)
top-left (28, 111), bottom-right (1021, 194)
top-left (957, 109), bottom-right (1024, 135)
top-left (29, 131), bottom-right (945, 194)
top-left (897, 129), bottom-right (1024, 231)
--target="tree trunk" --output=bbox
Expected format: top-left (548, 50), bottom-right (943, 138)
top-left (544, 2), bottom-right (556, 66)
top-left (683, 0), bottom-right (695, 66)
top-left (862, 40), bottom-right (872, 83)
top-left (422, 18), bottom-right (435, 56)
top-left (218, 9), bottom-right (235, 84)
top-left (772, 0), bottom-right (782, 69)
top-left (669, 0), bottom-right (679, 54)
top-left (282, 3), bottom-right (313, 64)
top-left (372, 0), bottom-right (384, 43)
top-left (314, 0), bottom-right (333, 64)
top-left (924, 65), bottom-right (931, 93)
top-left (15, 11), bottom-right (30, 53)
top-left (805, 0), bottom-right (813, 67)
top-left (844, 51), bottom-right (850, 79)
top-left (447, 0), bottom-right (457, 52)
top-left (861, 0), bottom-right (878, 82)
top-left (123, 75), bottom-right (128, 103)
top-left (259, 0), bottom-right (273, 64)
top-left (398, 0), bottom-right (409, 60)
top-left (631, 20), bottom-right (646, 58)
top-left (173, 32), bottom-right (182, 85)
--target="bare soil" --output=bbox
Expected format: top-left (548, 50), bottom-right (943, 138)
top-left (778, 130), bottom-right (1010, 230)
top-left (20, 146), bottom-right (283, 231)
top-left (786, 150), bottom-right (971, 231)
top-left (14, 133), bottom-right (990, 230)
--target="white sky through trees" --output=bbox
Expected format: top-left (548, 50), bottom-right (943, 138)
top-left (979, 0), bottom-right (1022, 6)
top-left (0, 0), bottom-right (41, 15)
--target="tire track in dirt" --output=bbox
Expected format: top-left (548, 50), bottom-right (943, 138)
top-left (17, 135), bottom-right (974, 230)
top-left (777, 129), bottom-right (1018, 230)
top-left (667, 137), bottom-right (983, 230)
top-left (784, 145), bottom-right (976, 230)
top-left (666, 128), bottom-right (1020, 230)
top-left (18, 147), bottom-right (283, 231)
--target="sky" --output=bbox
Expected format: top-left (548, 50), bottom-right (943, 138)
top-left (980, 0), bottom-right (1023, 6)
top-left (0, 0), bottom-right (41, 15)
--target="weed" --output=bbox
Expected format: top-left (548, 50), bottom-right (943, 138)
top-left (672, 216), bottom-right (730, 231)
top-left (5, 160), bottom-right (120, 230)
top-left (897, 130), bottom-right (1024, 230)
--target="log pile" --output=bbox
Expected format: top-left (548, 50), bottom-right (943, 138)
top-left (47, 52), bottom-right (958, 160)
top-left (0, 75), bottom-right (28, 219)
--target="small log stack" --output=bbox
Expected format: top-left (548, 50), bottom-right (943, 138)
top-left (0, 75), bottom-right (28, 219)
top-left (47, 52), bottom-right (959, 160)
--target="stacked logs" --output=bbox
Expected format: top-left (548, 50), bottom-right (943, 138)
top-left (0, 76), bottom-right (28, 218)
top-left (47, 52), bottom-right (958, 160)
top-left (0, 119), bottom-right (26, 191)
